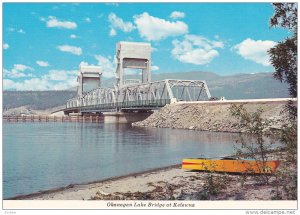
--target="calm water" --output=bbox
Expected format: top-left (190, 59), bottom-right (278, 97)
top-left (3, 122), bottom-right (256, 198)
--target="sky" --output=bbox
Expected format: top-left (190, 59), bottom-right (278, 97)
top-left (3, 2), bottom-right (290, 91)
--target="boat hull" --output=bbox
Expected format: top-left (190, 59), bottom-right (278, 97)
top-left (182, 158), bottom-right (280, 174)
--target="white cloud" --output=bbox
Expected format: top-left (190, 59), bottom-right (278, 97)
top-left (70, 34), bottom-right (78, 39)
top-left (134, 12), bottom-right (188, 41)
top-left (85, 17), bottom-right (91, 22)
top-left (108, 13), bottom-right (135, 35)
top-left (109, 28), bottom-right (117, 37)
top-left (94, 55), bottom-right (116, 78)
top-left (6, 28), bottom-right (25, 34)
top-left (4, 69), bottom-right (26, 78)
top-left (97, 14), bottom-right (104, 19)
top-left (14, 64), bottom-right (34, 72)
top-left (3, 43), bottom-right (9, 50)
top-left (3, 79), bottom-right (15, 89)
top-left (170, 11), bottom-right (185, 19)
top-left (151, 65), bottom-right (159, 71)
top-left (233, 38), bottom-right (277, 66)
top-left (4, 78), bottom-right (62, 91)
top-left (4, 64), bottom-right (34, 78)
top-left (79, 61), bottom-right (90, 67)
top-left (151, 47), bottom-right (158, 52)
top-left (45, 70), bottom-right (77, 81)
top-left (18, 29), bottom-right (26, 34)
top-left (57, 45), bottom-right (82, 55)
top-left (36, 60), bottom-right (49, 67)
top-left (171, 34), bottom-right (224, 65)
top-left (46, 16), bottom-right (77, 29)
top-left (185, 34), bottom-right (224, 49)
top-left (3, 69), bottom-right (78, 90)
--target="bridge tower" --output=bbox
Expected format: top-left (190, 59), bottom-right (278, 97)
top-left (115, 42), bottom-right (151, 89)
top-left (77, 65), bottom-right (102, 96)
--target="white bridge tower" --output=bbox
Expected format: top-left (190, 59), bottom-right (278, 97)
top-left (77, 65), bottom-right (102, 96)
top-left (115, 42), bottom-right (151, 89)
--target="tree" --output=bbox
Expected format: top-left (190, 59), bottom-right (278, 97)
top-left (269, 3), bottom-right (297, 99)
top-left (229, 104), bottom-right (274, 185)
top-left (268, 4), bottom-right (297, 199)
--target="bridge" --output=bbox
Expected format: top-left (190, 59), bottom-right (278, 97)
top-left (64, 79), bottom-right (211, 115)
top-left (63, 42), bottom-right (212, 116)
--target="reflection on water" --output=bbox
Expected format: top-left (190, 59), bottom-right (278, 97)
top-left (3, 122), bottom-right (274, 198)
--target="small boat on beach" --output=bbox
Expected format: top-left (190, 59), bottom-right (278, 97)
top-left (182, 157), bottom-right (280, 174)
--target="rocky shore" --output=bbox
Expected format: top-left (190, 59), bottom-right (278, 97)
top-left (133, 101), bottom-right (290, 132)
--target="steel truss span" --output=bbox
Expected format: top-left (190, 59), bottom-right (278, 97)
top-left (65, 79), bottom-right (211, 113)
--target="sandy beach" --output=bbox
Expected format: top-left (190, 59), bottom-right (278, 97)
top-left (13, 153), bottom-right (293, 201)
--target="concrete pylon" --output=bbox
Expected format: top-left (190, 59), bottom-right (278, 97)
top-left (115, 41), bottom-right (151, 89)
top-left (77, 65), bottom-right (102, 96)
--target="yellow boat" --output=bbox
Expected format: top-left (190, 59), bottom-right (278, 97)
top-left (182, 157), bottom-right (280, 174)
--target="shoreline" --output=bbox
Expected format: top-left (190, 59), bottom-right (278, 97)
top-left (8, 164), bottom-right (181, 200)
top-left (8, 149), bottom-right (294, 201)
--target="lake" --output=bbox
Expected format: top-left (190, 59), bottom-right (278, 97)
top-left (4, 122), bottom-right (257, 199)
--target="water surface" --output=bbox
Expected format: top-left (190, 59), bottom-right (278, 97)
top-left (4, 122), bottom-right (254, 198)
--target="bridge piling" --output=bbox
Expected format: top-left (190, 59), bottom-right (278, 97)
top-left (3, 112), bottom-right (150, 124)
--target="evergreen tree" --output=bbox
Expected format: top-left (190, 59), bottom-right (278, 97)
top-left (269, 3), bottom-right (297, 98)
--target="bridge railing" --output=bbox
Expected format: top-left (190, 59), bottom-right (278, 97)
top-left (73, 99), bottom-right (171, 112)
